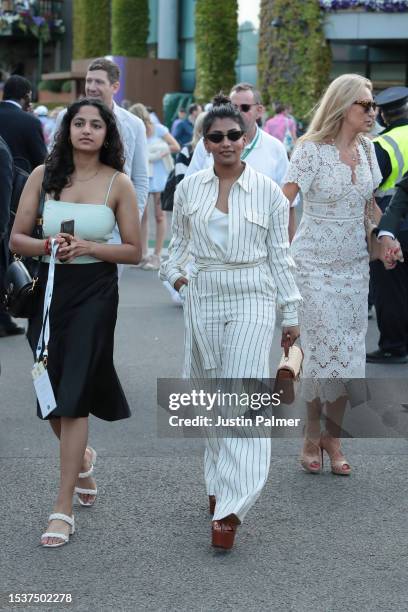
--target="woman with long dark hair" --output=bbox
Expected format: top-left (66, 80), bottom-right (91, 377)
top-left (161, 95), bottom-right (301, 549)
top-left (10, 98), bottom-right (141, 547)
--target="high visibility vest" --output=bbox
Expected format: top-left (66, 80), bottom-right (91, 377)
top-left (373, 125), bottom-right (408, 197)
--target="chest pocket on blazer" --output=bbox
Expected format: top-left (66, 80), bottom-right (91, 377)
top-left (244, 210), bottom-right (269, 229)
top-left (243, 210), bottom-right (270, 254)
top-left (183, 200), bottom-right (201, 244)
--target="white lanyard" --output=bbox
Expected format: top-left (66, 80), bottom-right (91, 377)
top-left (36, 239), bottom-right (58, 364)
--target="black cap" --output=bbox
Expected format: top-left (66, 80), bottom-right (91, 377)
top-left (375, 86), bottom-right (408, 110)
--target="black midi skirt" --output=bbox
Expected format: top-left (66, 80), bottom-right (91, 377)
top-left (27, 262), bottom-right (131, 421)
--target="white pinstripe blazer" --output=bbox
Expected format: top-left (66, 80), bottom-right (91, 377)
top-left (160, 163), bottom-right (302, 326)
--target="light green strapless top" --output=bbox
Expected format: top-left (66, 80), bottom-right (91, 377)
top-left (42, 172), bottom-right (118, 264)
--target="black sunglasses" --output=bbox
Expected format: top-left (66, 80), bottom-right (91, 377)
top-left (205, 129), bottom-right (244, 143)
top-left (233, 103), bottom-right (257, 113)
top-left (353, 100), bottom-right (377, 112)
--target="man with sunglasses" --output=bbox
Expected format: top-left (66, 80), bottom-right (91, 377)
top-left (185, 82), bottom-right (289, 189)
top-left (367, 87), bottom-right (408, 364)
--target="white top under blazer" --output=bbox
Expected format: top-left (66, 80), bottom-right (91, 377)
top-left (161, 163), bottom-right (302, 327)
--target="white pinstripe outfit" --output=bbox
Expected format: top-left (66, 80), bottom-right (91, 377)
top-left (160, 163), bottom-right (302, 522)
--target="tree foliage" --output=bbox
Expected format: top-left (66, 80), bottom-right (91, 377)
top-left (194, 0), bottom-right (238, 103)
top-left (258, 0), bottom-right (331, 120)
top-left (73, 0), bottom-right (111, 59)
top-left (111, 0), bottom-right (149, 57)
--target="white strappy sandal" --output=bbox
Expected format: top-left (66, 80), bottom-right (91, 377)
top-left (41, 513), bottom-right (75, 548)
top-left (74, 446), bottom-right (98, 507)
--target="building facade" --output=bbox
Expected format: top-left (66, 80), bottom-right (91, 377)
top-left (148, 0), bottom-right (408, 93)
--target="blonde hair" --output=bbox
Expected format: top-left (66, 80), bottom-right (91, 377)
top-left (300, 74), bottom-right (373, 144)
top-left (129, 102), bottom-right (153, 134)
top-left (192, 111), bottom-right (207, 148)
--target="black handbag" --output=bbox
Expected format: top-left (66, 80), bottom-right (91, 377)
top-left (3, 182), bottom-right (46, 318)
top-left (160, 168), bottom-right (177, 211)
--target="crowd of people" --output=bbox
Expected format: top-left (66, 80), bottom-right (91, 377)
top-left (1, 56), bottom-right (407, 551)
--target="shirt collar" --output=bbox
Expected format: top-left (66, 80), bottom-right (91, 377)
top-left (3, 99), bottom-right (22, 109)
top-left (202, 162), bottom-right (252, 192)
top-left (244, 125), bottom-right (261, 150)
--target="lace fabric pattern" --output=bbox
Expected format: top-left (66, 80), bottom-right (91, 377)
top-left (285, 139), bottom-right (382, 393)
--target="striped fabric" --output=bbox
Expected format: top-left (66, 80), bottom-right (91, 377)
top-left (160, 162), bottom-right (302, 523)
top-left (161, 163), bottom-right (302, 326)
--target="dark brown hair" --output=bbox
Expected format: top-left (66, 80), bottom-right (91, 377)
top-left (87, 58), bottom-right (120, 84)
top-left (202, 93), bottom-right (246, 137)
top-left (44, 98), bottom-right (124, 199)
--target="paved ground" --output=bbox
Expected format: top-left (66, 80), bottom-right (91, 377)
top-left (0, 267), bottom-right (407, 612)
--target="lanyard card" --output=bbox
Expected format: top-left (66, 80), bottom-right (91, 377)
top-left (31, 361), bottom-right (57, 418)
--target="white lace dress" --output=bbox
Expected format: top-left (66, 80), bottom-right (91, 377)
top-left (285, 139), bottom-right (382, 399)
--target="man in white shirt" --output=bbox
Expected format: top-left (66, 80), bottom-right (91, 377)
top-left (53, 57), bottom-right (148, 216)
top-left (185, 82), bottom-right (289, 187)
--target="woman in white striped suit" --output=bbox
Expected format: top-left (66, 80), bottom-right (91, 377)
top-left (161, 95), bottom-right (302, 549)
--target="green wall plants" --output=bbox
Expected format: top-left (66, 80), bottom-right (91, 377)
top-left (111, 0), bottom-right (149, 57)
top-left (194, 0), bottom-right (238, 103)
top-left (73, 0), bottom-right (111, 59)
top-left (258, 0), bottom-right (331, 120)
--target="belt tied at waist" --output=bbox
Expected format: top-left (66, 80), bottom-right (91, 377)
top-left (183, 259), bottom-right (266, 372)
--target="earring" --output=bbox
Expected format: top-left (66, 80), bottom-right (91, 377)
top-left (104, 141), bottom-right (109, 148)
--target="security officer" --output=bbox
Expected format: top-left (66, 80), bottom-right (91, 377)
top-left (367, 87), bottom-right (408, 364)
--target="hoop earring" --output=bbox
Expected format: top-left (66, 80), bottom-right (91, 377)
top-left (104, 141), bottom-right (109, 148)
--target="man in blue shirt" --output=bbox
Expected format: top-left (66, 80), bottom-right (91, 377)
top-left (173, 103), bottom-right (202, 146)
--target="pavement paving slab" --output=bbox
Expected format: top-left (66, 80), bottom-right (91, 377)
top-left (0, 267), bottom-right (407, 612)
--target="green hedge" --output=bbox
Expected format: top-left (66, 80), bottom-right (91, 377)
top-left (38, 80), bottom-right (62, 93)
top-left (73, 0), bottom-right (111, 59)
top-left (194, 0), bottom-right (238, 103)
top-left (258, 0), bottom-right (331, 121)
top-left (111, 0), bottom-right (149, 57)
top-left (61, 80), bottom-right (72, 93)
top-left (37, 80), bottom-right (72, 93)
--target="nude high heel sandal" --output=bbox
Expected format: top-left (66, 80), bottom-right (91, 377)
top-left (300, 438), bottom-right (323, 474)
top-left (320, 432), bottom-right (351, 475)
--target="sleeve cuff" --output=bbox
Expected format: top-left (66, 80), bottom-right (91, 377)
top-left (166, 270), bottom-right (184, 287)
top-left (377, 230), bottom-right (395, 239)
top-left (281, 309), bottom-right (299, 327)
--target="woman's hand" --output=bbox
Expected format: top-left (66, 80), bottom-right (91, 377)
top-left (56, 234), bottom-right (94, 262)
top-left (49, 233), bottom-right (70, 259)
top-left (174, 276), bottom-right (188, 292)
top-left (281, 325), bottom-right (300, 348)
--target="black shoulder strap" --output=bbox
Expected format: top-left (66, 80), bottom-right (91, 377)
top-left (33, 169), bottom-right (47, 241)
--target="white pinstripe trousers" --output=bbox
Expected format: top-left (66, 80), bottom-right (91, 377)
top-left (183, 262), bottom-right (275, 523)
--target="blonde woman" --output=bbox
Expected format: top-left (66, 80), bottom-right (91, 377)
top-left (282, 74), bottom-right (382, 475)
top-left (129, 103), bottom-right (180, 270)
